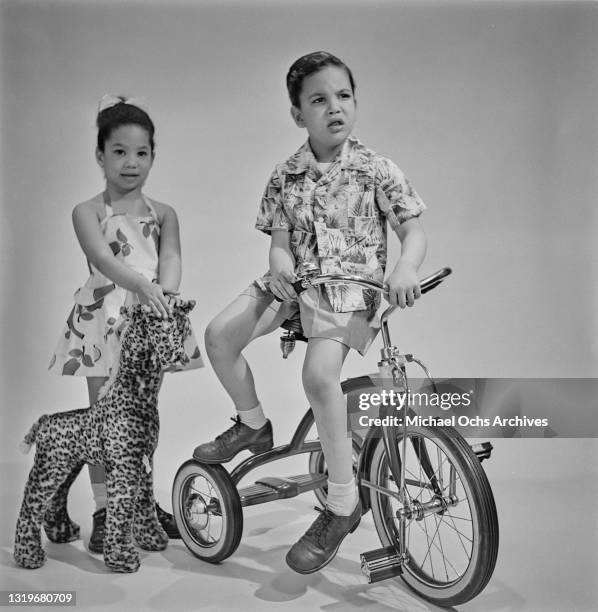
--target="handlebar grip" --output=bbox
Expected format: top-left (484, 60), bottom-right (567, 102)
top-left (273, 279), bottom-right (307, 303)
top-left (419, 267), bottom-right (452, 294)
top-left (292, 279), bottom-right (307, 295)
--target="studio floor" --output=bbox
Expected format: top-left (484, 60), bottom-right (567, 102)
top-left (1, 439), bottom-right (597, 612)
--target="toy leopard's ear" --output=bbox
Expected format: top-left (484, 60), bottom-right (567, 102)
top-left (167, 297), bottom-right (195, 314)
top-left (179, 299), bottom-right (196, 313)
top-left (121, 304), bottom-right (146, 319)
top-left (120, 304), bottom-right (139, 318)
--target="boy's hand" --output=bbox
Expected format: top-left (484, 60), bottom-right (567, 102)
top-left (269, 267), bottom-right (297, 301)
top-left (386, 260), bottom-right (421, 308)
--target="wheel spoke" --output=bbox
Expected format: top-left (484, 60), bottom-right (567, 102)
top-left (190, 482), bottom-right (210, 498)
top-left (403, 437), bottom-right (451, 502)
top-left (410, 448), bottom-right (428, 503)
top-left (420, 513), bottom-right (436, 579)
top-left (402, 460), bottom-right (430, 502)
top-left (206, 515), bottom-right (214, 542)
top-left (413, 518), bottom-right (461, 578)
top-left (184, 476), bottom-right (221, 542)
top-left (442, 513), bottom-right (474, 548)
top-left (432, 512), bottom-right (450, 582)
top-left (420, 510), bottom-right (444, 572)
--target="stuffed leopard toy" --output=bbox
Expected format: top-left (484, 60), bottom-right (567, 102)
top-left (14, 299), bottom-right (195, 573)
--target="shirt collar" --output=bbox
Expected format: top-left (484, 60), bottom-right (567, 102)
top-left (282, 136), bottom-right (373, 175)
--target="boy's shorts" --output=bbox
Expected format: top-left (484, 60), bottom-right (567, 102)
top-left (241, 280), bottom-right (380, 356)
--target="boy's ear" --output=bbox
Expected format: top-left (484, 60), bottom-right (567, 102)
top-left (95, 147), bottom-right (104, 168)
top-left (290, 106), bottom-right (305, 128)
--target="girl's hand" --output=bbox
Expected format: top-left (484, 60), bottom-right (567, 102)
top-left (136, 279), bottom-right (172, 319)
top-left (269, 267), bottom-right (297, 302)
top-left (386, 260), bottom-right (421, 308)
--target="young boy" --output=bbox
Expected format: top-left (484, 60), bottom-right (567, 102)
top-left (195, 51), bottom-right (427, 573)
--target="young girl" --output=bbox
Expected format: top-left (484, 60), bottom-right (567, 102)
top-left (48, 95), bottom-right (203, 552)
top-left (194, 52), bottom-right (427, 574)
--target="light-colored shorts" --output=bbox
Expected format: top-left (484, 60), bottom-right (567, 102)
top-left (241, 280), bottom-right (381, 356)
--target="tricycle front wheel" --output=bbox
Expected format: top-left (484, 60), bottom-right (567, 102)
top-left (367, 425), bottom-right (499, 607)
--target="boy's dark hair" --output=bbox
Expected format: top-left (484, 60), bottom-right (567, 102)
top-left (286, 51), bottom-right (356, 108)
top-left (96, 98), bottom-right (155, 152)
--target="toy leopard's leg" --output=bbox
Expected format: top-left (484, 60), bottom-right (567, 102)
top-left (43, 461), bottom-right (84, 543)
top-left (133, 455), bottom-right (168, 551)
top-left (102, 459), bottom-right (142, 573)
top-left (14, 459), bottom-right (73, 569)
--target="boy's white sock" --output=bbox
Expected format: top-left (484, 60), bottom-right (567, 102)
top-left (238, 403), bottom-right (267, 430)
top-left (91, 483), bottom-right (107, 512)
top-left (326, 478), bottom-right (358, 516)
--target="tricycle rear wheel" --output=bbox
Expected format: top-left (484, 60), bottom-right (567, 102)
top-left (172, 460), bottom-right (243, 563)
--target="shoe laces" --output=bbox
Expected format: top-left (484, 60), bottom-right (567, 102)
top-left (306, 506), bottom-right (335, 545)
top-left (215, 416), bottom-right (244, 444)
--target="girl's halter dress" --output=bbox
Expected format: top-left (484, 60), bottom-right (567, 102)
top-left (49, 193), bottom-right (203, 377)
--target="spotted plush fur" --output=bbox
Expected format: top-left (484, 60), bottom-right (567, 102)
top-left (14, 299), bottom-right (195, 573)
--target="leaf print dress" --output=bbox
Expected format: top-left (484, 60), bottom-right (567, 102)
top-left (48, 193), bottom-right (203, 377)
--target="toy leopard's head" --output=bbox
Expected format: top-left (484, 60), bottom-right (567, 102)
top-left (119, 299), bottom-right (196, 371)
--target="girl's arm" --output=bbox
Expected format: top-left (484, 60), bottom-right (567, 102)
top-left (72, 201), bottom-right (171, 318)
top-left (156, 203), bottom-right (182, 293)
top-left (386, 217), bottom-right (427, 308)
top-left (269, 229), bottom-right (297, 301)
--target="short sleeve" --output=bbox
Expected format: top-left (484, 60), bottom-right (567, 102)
top-left (375, 157), bottom-right (426, 232)
top-left (255, 167), bottom-right (291, 234)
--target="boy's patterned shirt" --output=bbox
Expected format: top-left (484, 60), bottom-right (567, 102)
top-left (255, 136), bottom-right (426, 313)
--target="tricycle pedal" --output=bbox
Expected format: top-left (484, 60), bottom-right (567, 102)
top-left (360, 546), bottom-right (403, 583)
top-left (470, 441), bottom-right (493, 462)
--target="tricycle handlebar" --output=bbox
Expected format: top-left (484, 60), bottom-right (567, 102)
top-left (295, 266), bottom-right (452, 298)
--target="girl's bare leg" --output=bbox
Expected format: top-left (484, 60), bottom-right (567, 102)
top-left (87, 377), bottom-right (108, 494)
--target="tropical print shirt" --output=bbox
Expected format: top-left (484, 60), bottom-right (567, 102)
top-left (255, 137), bottom-right (426, 313)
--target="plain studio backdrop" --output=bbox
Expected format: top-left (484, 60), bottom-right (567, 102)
top-left (1, 1), bottom-right (597, 611)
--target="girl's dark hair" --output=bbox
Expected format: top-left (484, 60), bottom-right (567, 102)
top-left (96, 98), bottom-right (155, 152)
top-left (286, 51), bottom-right (356, 108)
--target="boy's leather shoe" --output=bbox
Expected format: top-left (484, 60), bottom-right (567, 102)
top-left (193, 417), bottom-right (273, 464)
top-left (285, 500), bottom-right (362, 574)
top-left (88, 507), bottom-right (106, 553)
top-left (155, 503), bottom-right (180, 539)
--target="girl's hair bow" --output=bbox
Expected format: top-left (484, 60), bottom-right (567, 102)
top-left (97, 94), bottom-right (149, 115)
